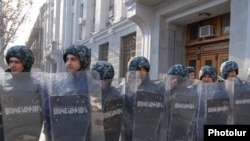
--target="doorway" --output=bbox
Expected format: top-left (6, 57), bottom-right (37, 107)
top-left (186, 42), bottom-right (229, 79)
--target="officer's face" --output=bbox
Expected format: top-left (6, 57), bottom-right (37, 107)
top-left (227, 70), bottom-right (237, 78)
top-left (189, 72), bottom-right (195, 80)
top-left (201, 74), bottom-right (213, 83)
top-left (9, 57), bottom-right (24, 74)
top-left (136, 67), bottom-right (147, 80)
top-left (65, 54), bottom-right (81, 72)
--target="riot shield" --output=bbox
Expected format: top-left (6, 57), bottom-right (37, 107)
top-left (122, 71), bottom-right (139, 141)
top-left (48, 71), bottom-right (104, 141)
top-left (167, 74), bottom-right (198, 141)
top-left (123, 71), bottom-right (165, 141)
top-left (133, 90), bottom-right (164, 141)
top-left (196, 82), bottom-right (230, 141)
top-left (226, 77), bottom-right (250, 124)
top-left (102, 78), bottom-right (124, 141)
top-left (0, 72), bottom-right (45, 141)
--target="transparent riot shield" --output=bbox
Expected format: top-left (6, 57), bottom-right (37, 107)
top-left (167, 74), bottom-right (198, 141)
top-left (0, 72), bottom-right (45, 141)
top-left (196, 81), bottom-right (230, 141)
top-left (133, 90), bottom-right (164, 141)
top-left (226, 77), bottom-right (250, 124)
top-left (122, 71), bottom-right (164, 141)
top-left (102, 78), bottom-right (124, 141)
top-left (122, 71), bottom-right (139, 141)
top-left (48, 71), bottom-right (104, 141)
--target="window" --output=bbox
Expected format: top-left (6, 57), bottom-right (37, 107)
top-left (189, 24), bottom-right (199, 40)
top-left (109, 0), bottom-right (114, 18)
top-left (186, 13), bottom-right (230, 45)
top-left (99, 43), bottom-right (109, 61)
top-left (120, 33), bottom-right (136, 78)
top-left (92, 0), bottom-right (96, 33)
top-left (221, 14), bottom-right (230, 34)
top-left (106, 0), bottom-right (114, 27)
top-left (78, 3), bottom-right (84, 40)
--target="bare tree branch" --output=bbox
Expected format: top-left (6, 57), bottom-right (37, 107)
top-left (0, 0), bottom-right (33, 56)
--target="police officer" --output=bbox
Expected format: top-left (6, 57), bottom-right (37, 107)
top-left (199, 65), bottom-right (217, 83)
top-left (127, 56), bottom-right (162, 93)
top-left (1, 45), bottom-right (45, 141)
top-left (63, 44), bottom-right (91, 72)
top-left (44, 44), bottom-right (94, 141)
top-left (220, 61), bottom-right (250, 124)
top-left (123, 56), bottom-right (163, 141)
top-left (196, 65), bottom-right (229, 141)
top-left (91, 61), bottom-right (122, 141)
top-left (166, 64), bottom-right (198, 141)
top-left (187, 66), bottom-right (195, 80)
top-left (5, 45), bottom-right (35, 73)
top-left (167, 64), bottom-right (188, 92)
top-left (220, 60), bottom-right (244, 96)
top-left (220, 60), bottom-right (239, 79)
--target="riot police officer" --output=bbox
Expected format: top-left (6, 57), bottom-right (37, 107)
top-left (63, 44), bottom-right (91, 72)
top-left (220, 61), bottom-right (250, 124)
top-left (199, 65), bottom-right (217, 83)
top-left (123, 56), bottom-right (163, 141)
top-left (166, 64), bottom-right (198, 141)
top-left (45, 44), bottom-right (101, 141)
top-left (196, 65), bottom-right (229, 141)
top-left (187, 66), bottom-right (195, 82)
top-left (166, 64), bottom-right (189, 92)
top-left (1, 45), bottom-right (45, 141)
top-left (91, 61), bottom-right (122, 141)
top-left (127, 56), bottom-right (162, 93)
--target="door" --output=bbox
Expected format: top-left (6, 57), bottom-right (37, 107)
top-left (186, 55), bottom-right (199, 79)
top-left (200, 53), bottom-right (228, 79)
top-left (200, 54), bottom-right (217, 68)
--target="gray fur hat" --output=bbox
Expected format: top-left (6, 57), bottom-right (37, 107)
top-left (220, 60), bottom-right (238, 79)
top-left (91, 61), bottom-right (114, 80)
top-left (187, 66), bottom-right (195, 74)
top-left (199, 65), bottom-right (217, 81)
top-left (168, 64), bottom-right (187, 78)
top-left (5, 45), bottom-right (34, 72)
top-left (128, 56), bottom-right (150, 72)
top-left (63, 44), bottom-right (91, 70)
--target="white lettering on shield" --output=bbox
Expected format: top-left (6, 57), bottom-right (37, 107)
top-left (137, 101), bottom-right (163, 108)
top-left (174, 103), bottom-right (195, 109)
top-left (5, 106), bottom-right (41, 115)
top-left (235, 99), bottom-right (250, 105)
top-left (208, 106), bottom-right (229, 113)
top-left (103, 109), bottom-right (122, 119)
top-left (53, 106), bottom-right (88, 115)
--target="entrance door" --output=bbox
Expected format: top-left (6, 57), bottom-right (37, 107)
top-left (200, 54), bottom-right (217, 68)
top-left (200, 53), bottom-right (228, 78)
top-left (186, 42), bottom-right (229, 79)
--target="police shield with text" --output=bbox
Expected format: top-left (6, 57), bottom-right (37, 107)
top-left (0, 72), bottom-right (45, 141)
top-left (166, 64), bottom-right (198, 141)
top-left (48, 70), bottom-right (104, 141)
top-left (91, 61), bottom-right (123, 141)
top-left (123, 56), bottom-right (164, 141)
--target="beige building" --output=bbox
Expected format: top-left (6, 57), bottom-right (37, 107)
top-left (28, 0), bottom-right (250, 79)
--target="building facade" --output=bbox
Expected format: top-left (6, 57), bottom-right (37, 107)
top-left (28, 0), bottom-right (250, 80)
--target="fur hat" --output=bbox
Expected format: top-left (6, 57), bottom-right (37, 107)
top-left (6, 45), bottom-right (34, 72)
